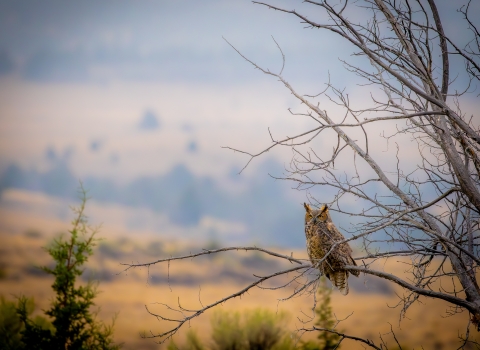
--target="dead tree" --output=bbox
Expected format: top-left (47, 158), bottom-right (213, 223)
top-left (121, 0), bottom-right (480, 347)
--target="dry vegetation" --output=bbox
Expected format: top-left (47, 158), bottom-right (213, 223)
top-left (0, 206), bottom-right (478, 349)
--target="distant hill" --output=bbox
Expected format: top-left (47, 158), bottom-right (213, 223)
top-left (0, 159), bottom-right (305, 247)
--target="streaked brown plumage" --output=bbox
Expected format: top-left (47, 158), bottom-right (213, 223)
top-left (304, 203), bottom-right (359, 295)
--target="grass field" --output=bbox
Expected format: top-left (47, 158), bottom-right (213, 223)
top-left (1, 204), bottom-right (478, 349)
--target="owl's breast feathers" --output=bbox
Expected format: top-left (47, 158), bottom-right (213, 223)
top-left (306, 220), bottom-right (358, 270)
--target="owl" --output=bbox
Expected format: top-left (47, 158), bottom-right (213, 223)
top-left (304, 203), bottom-right (359, 295)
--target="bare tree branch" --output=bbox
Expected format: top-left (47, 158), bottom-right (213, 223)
top-left (130, 1), bottom-right (480, 347)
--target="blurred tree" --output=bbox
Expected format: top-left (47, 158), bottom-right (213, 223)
top-left (16, 188), bottom-right (121, 350)
top-left (314, 277), bottom-right (342, 349)
top-left (300, 277), bottom-right (342, 350)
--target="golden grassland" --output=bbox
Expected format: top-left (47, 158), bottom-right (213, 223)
top-left (1, 208), bottom-right (479, 349)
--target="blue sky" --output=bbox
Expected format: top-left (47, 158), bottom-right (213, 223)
top-left (0, 0), bottom-right (477, 180)
top-left (0, 0), bottom-right (353, 84)
top-left (1, 0), bottom-right (340, 181)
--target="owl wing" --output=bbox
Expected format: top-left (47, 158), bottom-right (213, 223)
top-left (315, 222), bottom-right (359, 295)
top-left (329, 224), bottom-right (360, 277)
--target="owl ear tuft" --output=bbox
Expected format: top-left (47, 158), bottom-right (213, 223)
top-left (303, 203), bottom-right (312, 213)
top-left (320, 205), bottom-right (328, 214)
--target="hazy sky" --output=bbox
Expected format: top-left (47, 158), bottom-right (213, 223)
top-left (0, 0), bottom-right (478, 183)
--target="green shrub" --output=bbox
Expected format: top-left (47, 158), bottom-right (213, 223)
top-left (0, 296), bottom-right (29, 350)
top-left (0, 296), bottom-right (23, 350)
top-left (242, 309), bottom-right (289, 350)
top-left (168, 308), bottom-right (293, 350)
top-left (211, 310), bottom-right (245, 350)
top-left (168, 329), bottom-right (206, 350)
top-left (0, 295), bottom-right (53, 350)
top-left (169, 308), bottom-right (292, 350)
top-left (167, 278), bottom-right (342, 350)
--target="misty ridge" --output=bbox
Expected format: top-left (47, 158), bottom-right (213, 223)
top-left (0, 157), bottom-right (304, 247)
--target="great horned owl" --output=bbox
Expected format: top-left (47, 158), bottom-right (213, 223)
top-left (304, 203), bottom-right (359, 295)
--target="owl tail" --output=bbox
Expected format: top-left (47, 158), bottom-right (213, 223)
top-left (331, 271), bottom-right (349, 295)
